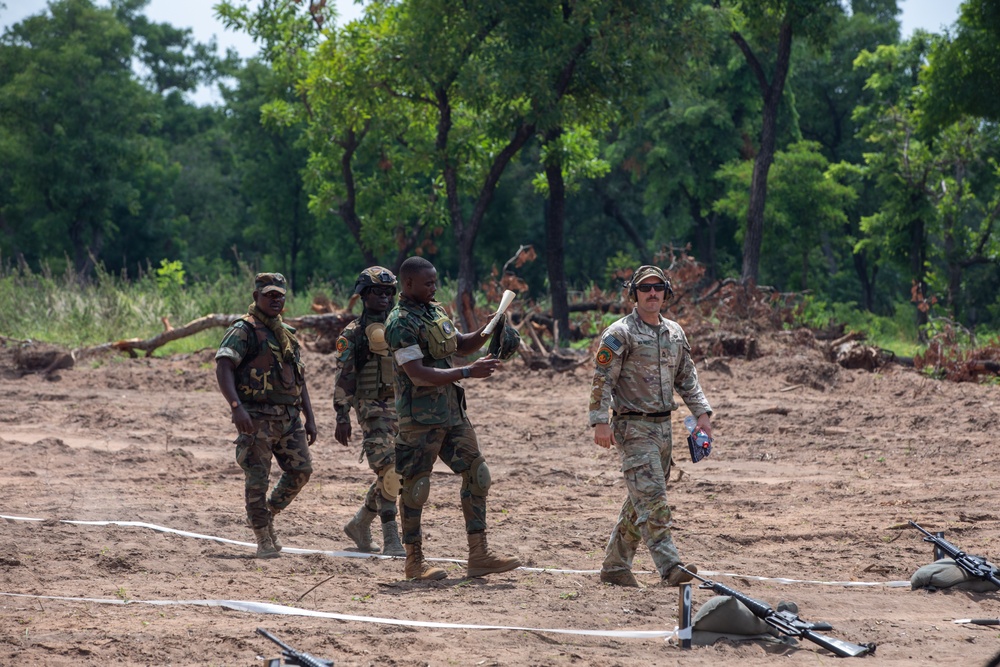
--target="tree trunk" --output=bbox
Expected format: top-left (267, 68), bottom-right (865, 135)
top-left (336, 128), bottom-right (378, 267)
top-left (911, 215), bottom-right (928, 334)
top-left (544, 132), bottom-right (569, 345)
top-left (732, 19), bottom-right (794, 287)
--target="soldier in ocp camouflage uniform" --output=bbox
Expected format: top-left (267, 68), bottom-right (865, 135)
top-left (385, 256), bottom-right (522, 581)
top-left (590, 265), bottom-right (714, 588)
top-left (334, 266), bottom-right (406, 557)
top-left (216, 272), bottom-right (317, 559)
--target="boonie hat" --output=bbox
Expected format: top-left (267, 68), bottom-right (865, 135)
top-left (255, 272), bottom-right (287, 295)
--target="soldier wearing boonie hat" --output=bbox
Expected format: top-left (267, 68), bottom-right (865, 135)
top-left (589, 264), bottom-right (714, 588)
top-left (333, 266), bottom-right (406, 557)
top-left (215, 272), bottom-right (317, 559)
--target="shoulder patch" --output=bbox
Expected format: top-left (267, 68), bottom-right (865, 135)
top-left (602, 333), bottom-right (624, 353)
top-left (336, 336), bottom-right (349, 353)
top-left (596, 346), bottom-right (613, 366)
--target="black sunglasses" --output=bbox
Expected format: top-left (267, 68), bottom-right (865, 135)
top-left (367, 286), bottom-right (396, 297)
top-left (635, 282), bottom-right (667, 293)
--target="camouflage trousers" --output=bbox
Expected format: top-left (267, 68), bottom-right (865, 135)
top-left (235, 411), bottom-right (313, 529)
top-left (395, 418), bottom-right (486, 544)
top-left (602, 417), bottom-right (680, 579)
top-left (359, 415), bottom-right (399, 522)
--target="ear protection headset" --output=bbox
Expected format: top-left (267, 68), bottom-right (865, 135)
top-left (626, 265), bottom-right (674, 302)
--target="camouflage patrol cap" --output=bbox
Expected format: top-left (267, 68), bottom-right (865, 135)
top-left (354, 266), bottom-right (397, 295)
top-left (627, 265), bottom-right (673, 301)
top-left (487, 313), bottom-right (521, 361)
top-left (254, 272), bottom-right (287, 295)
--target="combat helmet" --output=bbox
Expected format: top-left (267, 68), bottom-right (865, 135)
top-left (354, 266), bottom-right (397, 295)
top-left (487, 313), bottom-right (521, 361)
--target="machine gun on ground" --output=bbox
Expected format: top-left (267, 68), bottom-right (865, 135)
top-left (679, 568), bottom-right (874, 658)
top-left (909, 520), bottom-right (1000, 588)
top-left (256, 628), bottom-right (334, 667)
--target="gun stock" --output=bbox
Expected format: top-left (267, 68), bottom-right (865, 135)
top-left (679, 568), bottom-right (874, 658)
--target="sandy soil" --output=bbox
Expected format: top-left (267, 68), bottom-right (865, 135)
top-left (2, 331), bottom-right (999, 666)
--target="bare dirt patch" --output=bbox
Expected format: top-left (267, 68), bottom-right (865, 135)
top-left (1, 333), bottom-right (999, 666)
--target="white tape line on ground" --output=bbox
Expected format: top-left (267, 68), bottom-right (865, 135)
top-left (0, 592), bottom-right (677, 639)
top-left (0, 514), bottom-right (911, 587)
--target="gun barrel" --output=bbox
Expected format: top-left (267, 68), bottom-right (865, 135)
top-left (256, 628), bottom-right (292, 651)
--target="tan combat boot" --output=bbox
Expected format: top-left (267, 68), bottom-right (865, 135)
top-left (344, 506), bottom-right (379, 552)
top-left (380, 520), bottom-right (406, 557)
top-left (600, 568), bottom-right (643, 588)
top-left (404, 542), bottom-right (446, 581)
top-left (252, 527), bottom-right (280, 559)
top-left (466, 532), bottom-right (521, 578)
top-left (266, 501), bottom-right (282, 552)
top-left (664, 563), bottom-right (697, 586)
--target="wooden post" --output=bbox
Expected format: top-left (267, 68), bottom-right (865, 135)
top-left (678, 582), bottom-right (693, 649)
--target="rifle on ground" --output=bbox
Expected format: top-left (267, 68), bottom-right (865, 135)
top-left (909, 520), bottom-right (1000, 588)
top-left (679, 568), bottom-right (874, 658)
top-left (256, 628), bottom-right (334, 667)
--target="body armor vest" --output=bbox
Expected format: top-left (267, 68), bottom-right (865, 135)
top-left (235, 315), bottom-right (303, 406)
top-left (357, 322), bottom-right (394, 400)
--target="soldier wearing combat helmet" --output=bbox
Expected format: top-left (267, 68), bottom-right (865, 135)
top-left (215, 272), bottom-right (317, 559)
top-left (589, 264), bottom-right (714, 587)
top-left (333, 266), bottom-right (406, 557)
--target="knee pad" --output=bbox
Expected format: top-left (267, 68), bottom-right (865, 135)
top-left (379, 466), bottom-right (402, 502)
top-left (401, 471), bottom-right (431, 509)
top-left (462, 456), bottom-right (491, 497)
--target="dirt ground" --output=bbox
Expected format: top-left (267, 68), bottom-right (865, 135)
top-left (2, 329), bottom-right (999, 667)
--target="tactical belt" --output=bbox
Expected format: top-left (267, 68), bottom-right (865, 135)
top-left (612, 409), bottom-right (672, 423)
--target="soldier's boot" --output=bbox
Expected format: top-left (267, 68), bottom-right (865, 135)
top-left (663, 563), bottom-right (698, 587)
top-left (344, 506), bottom-right (379, 552)
top-left (600, 568), bottom-right (644, 588)
top-left (466, 532), bottom-right (521, 578)
top-left (266, 501), bottom-right (282, 552)
top-left (404, 542), bottom-right (447, 581)
top-left (252, 527), bottom-right (280, 559)
top-left (380, 520), bottom-right (406, 557)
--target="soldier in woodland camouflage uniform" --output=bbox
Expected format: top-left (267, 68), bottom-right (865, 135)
top-left (589, 265), bottom-right (714, 588)
top-left (216, 273), bottom-right (317, 559)
top-left (334, 266), bottom-right (406, 557)
top-left (384, 256), bottom-right (521, 581)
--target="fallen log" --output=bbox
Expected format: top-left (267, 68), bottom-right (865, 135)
top-left (76, 312), bottom-right (356, 359)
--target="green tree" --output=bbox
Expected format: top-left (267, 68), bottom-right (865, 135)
top-left (0, 0), bottom-right (157, 274)
top-left (720, 0), bottom-right (842, 286)
top-left (922, 0), bottom-right (1000, 128)
top-left (854, 35), bottom-right (1000, 330)
top-left (714, 140), bottom-right (856, 290)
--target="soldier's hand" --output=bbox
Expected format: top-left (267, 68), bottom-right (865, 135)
top-left (696, 412), bottom-right (713, 439)
top-left (232, 405), bottom-right (254, 434)
top-left (468, 354), bottom-right (501, 378)
top-left (593, 423), bottom-right (616, 449)
top-left (305, 417), bottom-right (318, 445)
top-left (335, 421), bottom-right (351, 447)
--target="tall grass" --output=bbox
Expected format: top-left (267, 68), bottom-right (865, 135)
top-left (0, 261), bottom-right (344, 355)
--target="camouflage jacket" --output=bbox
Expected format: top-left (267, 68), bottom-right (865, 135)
top-left (216, 315), bottom-right (304, 418)
top-left (333, 311), bottom-right (395, 425)
top-left (385, 295), bottom-right (465, 429)
top-left (588, 309), bottom-right (712, 426)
